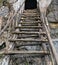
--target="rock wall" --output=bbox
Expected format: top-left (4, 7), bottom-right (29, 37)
top-left (13, 0), bottom-right (25, 13)
top-left (47, 0), bottom-right (58, 22)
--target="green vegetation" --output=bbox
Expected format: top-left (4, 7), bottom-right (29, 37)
top-left (25, 63), bottom-right (29, 65)
top-left (0, 0), bottom-right (3, 6)
top-left (0, 0), bottom-right (7, 7)
top-left (0, 0), bottom-right (3, 3)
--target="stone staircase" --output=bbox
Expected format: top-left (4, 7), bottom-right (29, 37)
top-left (0, 9), bottom-right (57, 65)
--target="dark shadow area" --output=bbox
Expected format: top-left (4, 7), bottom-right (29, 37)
top-left (25, 0), bottom-right (37, 10)
top-left (0, 42), bottom-right (6, 50)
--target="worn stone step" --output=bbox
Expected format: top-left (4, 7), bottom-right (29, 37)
top-left (12, 31), bottom-right (46, 35)
top-left (21, 13), bottom-right (40, 16)
top-left (19, 21), bottom-right (41, 24)
top-left (12, 35), bottom-right (42, 38)
top-left (23, 11), bottom-right (37, 13)
top-left (17, 29), bottom-right (40, 32)
top-left (17, 35), bottom-right (39, 38)
top-left (15, 40), bottom-right (47, 46)
top-left (15, 26), bottom-right (43, 29)
top-left (23, 12), bottom-right (37, 14)
top-left (20, 16), bottom-right (37, 20)
top-left (21, 15), bottom-right (40, 17)
top-left (22, 13), bottom-right (38, 15)
top-left (21, 19), bottom-right (40, 21)
top-left (21, 17), bottom-right (40, 19)
top-left (20, 17), bottom-right (40, 20)
top-left (0, 50), bottom-right (49, 56)
top-left (23, 10), bottom-right (38, 13)
top-left (9, 39), bottom-right (48, 42)
top-left (18, 23), bottom-right (39, 25)
top-left (24, 9), bottom-right (37, 11)
top-left (20, 24), bottom-right (38, 26)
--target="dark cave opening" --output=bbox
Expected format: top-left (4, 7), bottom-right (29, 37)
top-left (25, 0), bottom-right (37, 10)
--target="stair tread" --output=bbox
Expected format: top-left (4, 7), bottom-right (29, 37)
top-left (17, 35), bottom-right (39, 38)
top-left (23, 12), bottom-right (38, 14)
top-left (0, 50), bottom-right (49, 55)
top-left (9, 39), bottom-right (48, 42)
top-left (20, 18), bottom-right (40, 20)
top-left (21, 17), bottom-right (40, 19)
top-left (15, 26), bottom-right (43, 28)
top-left (23, 12), bottom-right (38, 15)
top-left (19, 24), bottom-right (38, 26)
top-left (24, 9), bottom-right (37, 11)
top-left (21, 15), bottom-right (40, 18)
top-left (19, 21), bottom-right (41, 24)
top-left (15, 41), bottom-right (47, 46)
top-left (23, 12), bottom-right (37, 13)
top-left (23, 11), bottom-right (37, 12)
top-left (12, 31), bottom-right (46, 34)
top-left (20, 20), bottom-right (42, 23)
top-left (21, 15), bottom-right (40, 17)
top-left (23, 10), bottom-right (38, 13)
top-left (18, 29), bottom-right (39, 31)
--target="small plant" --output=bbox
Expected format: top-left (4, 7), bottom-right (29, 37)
top-left (25, 62), bottom-right (29, 65)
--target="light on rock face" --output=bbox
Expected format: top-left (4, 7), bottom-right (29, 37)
top-left (13, 0), bottom-right (25, 12)
top-left (39, 0), bottom-right (52, 16)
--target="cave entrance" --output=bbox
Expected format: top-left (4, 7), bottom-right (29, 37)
top-left (25, 0), bottom-right (37, 10)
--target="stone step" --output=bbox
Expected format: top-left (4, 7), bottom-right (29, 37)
top-left (19, 21), bottom-right (41, 24)
top-left (12, 31), bottom-right (46, 35)
top-left (24, 9), bottom-right (37, 11)
top-left (14, 40), bottom-right (47, 46)
top-left (21, 15), bottom-right (40, 17)
top-left (22, 13), bottom-right (38, 15)
top-left (23, 12), bottom-right (37, 14)
top-left (18, 29), bottom-right (39, 32)
top-left (21, 14), bottom-right (40, 17)
top-left (21, 17), bottom-right (40, 19)
top-left (20, 17), bottom-right (40, 20)
top-left (15, 26), bottom-right (43, 29)
top-left (23, 11), bottom-right (37, 13)
top-left (0, 50), bottom-right (49, 56)
top-left (19, 24), bottom-right (38, 26)
top-left (18, 23), bottom-right (39, 25)
top-left (17, 35), bottom-right (39, 38)
top-left (21, 19), bottom-right (40, 21)
top-left (9, 39), bottom-right (48, 42)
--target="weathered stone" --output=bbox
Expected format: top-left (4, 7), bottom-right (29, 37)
top-left (0, 6), bottom-right (9, 17)
top-left (47, 11), bottom-right (58, 22)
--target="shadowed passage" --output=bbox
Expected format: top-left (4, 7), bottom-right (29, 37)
top-left (25, 0), bottom-right (37, 10)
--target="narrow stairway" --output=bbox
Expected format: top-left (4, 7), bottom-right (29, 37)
top-left (0, 9), bottom-right (57, 65)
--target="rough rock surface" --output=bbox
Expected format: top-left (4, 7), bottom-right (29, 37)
top-left (47, 11), bottom-right (58, 22)
top-left (0, 6), bottom-right (9, 17)
top-left (7, 0), bottom-right (17, 3)
top-left (47, 0), bottom-right (58, 22)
